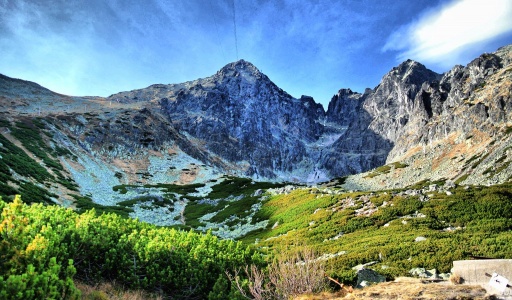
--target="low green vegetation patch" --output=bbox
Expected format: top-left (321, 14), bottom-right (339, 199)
top-left (0, 132), bottom-right (59, 204)
top-left (11, 120), bottom-right (64, 174)
top-left (71, 194), bottom-right (134, 217)
top-left (244, 183), bottom-right (512, 284)
top-left (113, 183), bottom-right (205, 196)
top-left (470, 152), bottom-right (491, 169)
top-left (454, 174), bottom-right (470, 185)
top-left (482, 154), bottom-right (511, 178)
top-left (0, 118), bottom-right (81, 204)
top-left (0, 196), bottom-right (258, 299)
top-left (112, 183), bottom-right (205, 218)
top-left (149, 182), bottom-right (206, 195)
top-left (364, 162), bottom-right (408, 178)
top-left (465, 153), bottom-right (482, 166)
top-left (183, 177), bottom-right (286, 230)
top-left (0, 133), bottom-right (53, 184)
top-left (407, 178), bottom-right (446, 190)
top-left (495, 161), bottom-right (511, 175)
top-left (392, 161), bottom-right (409, 169)
top-left (112, 184), bottom-right (138, 194)
top-left (0, 118), bottom-right (10, 127)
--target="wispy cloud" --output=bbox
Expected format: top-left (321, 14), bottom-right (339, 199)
top-left (383, 0), bottom-right (512, 68)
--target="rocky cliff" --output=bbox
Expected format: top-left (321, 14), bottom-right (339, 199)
top-left (154, 60), bottom-right (326, 179)
top-left (343, 45), bottom-right (512, 190)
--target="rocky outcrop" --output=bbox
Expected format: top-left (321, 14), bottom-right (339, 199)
top-left (387, 52), bottom-right (507, 158)
top-left (101, 60), bottom-right (328, 180)
top-left (156, 60), bottom-right (326, 179)
top-left (356, 268), bottom-right (386, 288)
top-left (318, 60), bottom-right (441, 176)
top-left (343, 45), bottom-right (512, 190)
top-left (326, 88), bottom-right (364, 125)
top-left (363, 60), bottom-right (441, 143)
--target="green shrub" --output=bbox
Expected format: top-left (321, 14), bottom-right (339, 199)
top-left (0, 133), bottom-right (54, 184)
top-left (243, 183), bottom-right (512, 284)
top-left (0, 119), bottom-right (10, 127)
top-left (455, 174), bottom-right (470, 184)
top-left (392, 162), bottom-right (409, 169)
top-left (0, 196), bottom-right (261, 299)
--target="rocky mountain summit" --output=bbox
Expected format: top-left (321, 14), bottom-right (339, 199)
top-left (1, 45), bottom-right (512, 204)
top-left (95, 59), bottom-right (340, 182)
top-left (344, 45), bottom-right (512, 190)
top-left (155, 60), bottom-right (326, 179)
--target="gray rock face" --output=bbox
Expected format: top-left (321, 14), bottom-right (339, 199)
top-left (156, 60), bottom-right (325, 179)
top-left (363, 60), bottom-right (441, 144)
top-left (319, 60), bottom-right (441, 176)
top-left (326, 88), bottom-right (364, 125)
top-left (2, 45), bottom-right (512, 186)
top-left (55, 108), bottom-right (221, 168)
top-left (356, 268), bottom-right (386, 288)
top-left (325, 45), bottom-right (512, 185)
top-left (384, 48), bottom-right (512, 163)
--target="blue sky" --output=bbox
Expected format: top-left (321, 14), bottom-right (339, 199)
top-left (1, 0), bottom-right (512, 108)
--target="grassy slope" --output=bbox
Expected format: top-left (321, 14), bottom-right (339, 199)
top-left (183, 177), bottom-right (286, 228)
top-left (0, 117), bottom-right (74, 204)
top-left (241, 183), bottom-right (512, 282)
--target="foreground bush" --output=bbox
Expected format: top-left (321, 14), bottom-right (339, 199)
top-left (229, 247), bottom-right (329, 300)
top-left (0, 196), bottom-right (260, 299)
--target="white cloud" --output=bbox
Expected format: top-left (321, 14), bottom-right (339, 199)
top-left (384, 0), bottom-right (512, 67)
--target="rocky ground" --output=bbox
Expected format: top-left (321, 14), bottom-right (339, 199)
top-left (295, 278), bottom-right (496, 300)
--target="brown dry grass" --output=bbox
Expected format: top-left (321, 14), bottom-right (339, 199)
top-left (75, 281), bottom-right (163, 300)
top-left (450, 273), bottom-right (463, 285)
top-left (294, 291), bottom-right (348, 300)
top-left (294, 278), bottom-right (496, 300)
top-left (230, 247), bottom-right (329, 300)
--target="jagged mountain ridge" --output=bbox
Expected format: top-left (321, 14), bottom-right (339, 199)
top-left (319, 59), bottom-right (444, 176)
top-left (104, 59), bottom-right (330, 181)
top-left (157, 60), bottom-right (325, 179)
top-left (1, 45), bottom-right (512, 202)
top-left (341, 45), bottom-right (512, 190)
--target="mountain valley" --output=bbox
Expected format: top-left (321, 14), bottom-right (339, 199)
top-left (1, 44), bottom-right (512, 298)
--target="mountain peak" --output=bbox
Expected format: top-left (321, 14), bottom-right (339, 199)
top-left (388, 59), bottom-right (440, 84)
top-left (393, 59), bottom-right (426, 74)
top-left (217, 59), bottom-right (264, 79)
top-left (233, 59), bottom-right (256, 67)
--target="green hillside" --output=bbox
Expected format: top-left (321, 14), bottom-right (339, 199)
top-left (2, 180), bottom-right (512, 298)
top-left (242, 182), bottom-right (512, 282)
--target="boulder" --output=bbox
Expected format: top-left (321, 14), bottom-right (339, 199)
top-left (356, 268), bottom-right (386, 288)
top-left (409, 267), bottom-right (431, 278)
